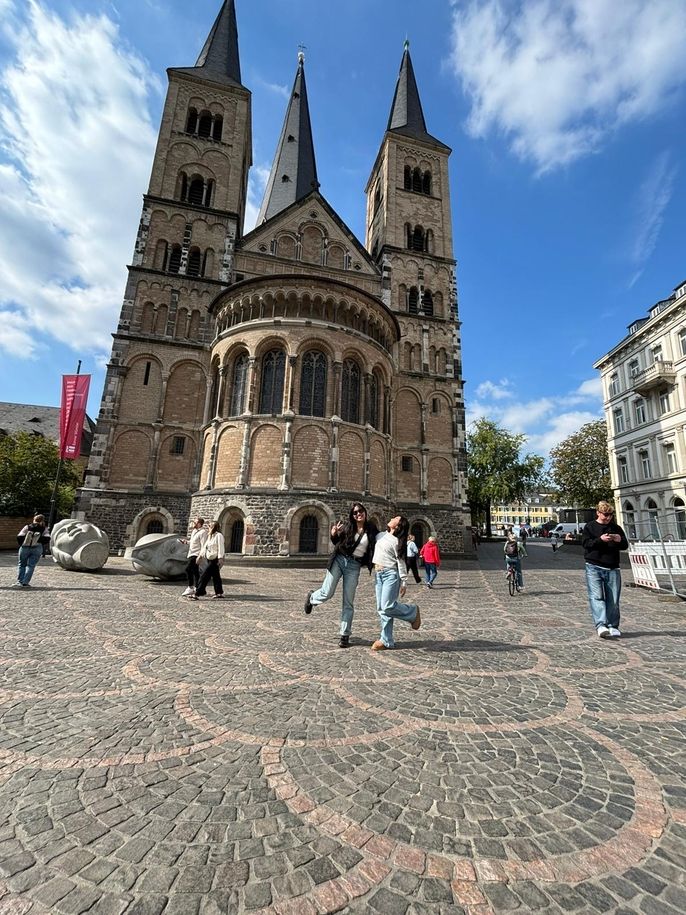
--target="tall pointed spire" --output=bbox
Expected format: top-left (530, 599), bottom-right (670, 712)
top-left (172, 1), bottom-right (244, 88)
top-left (386, 41), bottom-right (447, 147)
top-left (257, 51), bottom-right (319, 224)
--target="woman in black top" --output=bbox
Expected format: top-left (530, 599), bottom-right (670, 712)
top-left (303, 501), bottom-right (378, 648)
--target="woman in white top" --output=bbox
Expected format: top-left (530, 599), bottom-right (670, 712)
top-left (180, 517), bottom-right (208, 597)
top-left (191, 521), bottom-right (225, 599)
top-left (303, 502), bottom-right (378, 648)
top-left (371, 516), bottom-right (421, 651)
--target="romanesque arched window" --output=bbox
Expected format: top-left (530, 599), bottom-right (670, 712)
top-left (188, 178), bottom-right (205, 206)
top-left (422, 170), bottom-right (432, 195)
top-left (167, 245), bottom-right (182, 274)
top-left (411, 225), bottom-right (425, 252)
top-left (299, 351), bottom-right (327, 417)
top-left (423, 289), bottom-right (434, 316)
top-left (404, 165), bottom-right (412, 190)
top-left (408, 287), bottom-right (419, 314)
top-left (198, 111), bottom-right (213, 138)
top-left (341, 359), bottom-right (361, 424)
top-left (299, 515), bottom-right (319, 553)
top-left (229, 353), bottom-right (248, 416)
top-left (187, 247), bottom-right (201, 277)
top-left (412, 167), bottom-right (422, 192)
top-left (212, 116), bottom-right (223, 141)
top-left (185, 108), bottom-right (198, 134)
top-left (259, 349), bottom-right (286, 414)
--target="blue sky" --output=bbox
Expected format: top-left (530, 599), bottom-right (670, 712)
top-left (0, 0), bottom-right (684, 457)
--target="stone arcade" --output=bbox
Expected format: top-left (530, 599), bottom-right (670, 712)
top-left (76, 0), bottom-right (470, 557)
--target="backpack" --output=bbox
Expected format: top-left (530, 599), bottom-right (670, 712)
top-left (22, 525), bottom-right (44, 547)
top-left (505, 540), bottom-right (518, 557)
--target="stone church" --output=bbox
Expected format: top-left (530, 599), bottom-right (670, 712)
top-left (76, 0), bottom-right (470, 557)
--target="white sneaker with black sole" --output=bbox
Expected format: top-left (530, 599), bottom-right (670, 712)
top-left (597, 625), bottom-right (611, 639)
top-left (182, 586), bottom-right (194, 597)
top-left (608, 627), bottom-right (621, 638)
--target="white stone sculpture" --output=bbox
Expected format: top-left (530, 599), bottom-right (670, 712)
top-left (128, 533), bottom-right (187, 579)
top-left (51, 519), bottom-right (110, 571)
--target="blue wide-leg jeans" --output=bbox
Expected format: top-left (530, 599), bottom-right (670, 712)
top-left (375, 567), bottom-right (418, 648)
top-left (17, 545), bottom-right (43, 585)
top-left (311, 554), bottom-right (361, 636)
top-left (585, 563), bottom-right (621, 630)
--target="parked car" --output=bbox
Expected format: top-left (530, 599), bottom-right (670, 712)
top-left (550, 523), bottom-right (580, 538)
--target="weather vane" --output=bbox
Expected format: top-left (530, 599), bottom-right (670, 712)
top-left (298, 44), bottom-right (306, 64)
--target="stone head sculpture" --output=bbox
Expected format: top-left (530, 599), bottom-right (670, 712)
top-left (51, 519), bottom-right (110, 572)
top-left (129, 533), bottom-right (187, 579)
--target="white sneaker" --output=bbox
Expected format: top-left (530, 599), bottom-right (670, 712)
top-left (608, 627), bottom-right (622, 638)
top-left (597, 625), bottom-right (611, 639)
top-left (182, 586), bottom-right (194, 597)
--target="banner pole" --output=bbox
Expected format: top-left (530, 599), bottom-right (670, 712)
top-left (48, 361), bottom-right (82, 534)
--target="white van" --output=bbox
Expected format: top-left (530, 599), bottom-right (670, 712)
top-left (550, 523), bottom-right (580, 538)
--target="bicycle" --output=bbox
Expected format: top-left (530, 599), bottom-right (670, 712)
top-left (506, 563), bottom-right (521, 596)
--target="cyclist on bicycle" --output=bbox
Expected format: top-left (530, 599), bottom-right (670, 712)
top-left (504, 531), bottom-right (525, 591)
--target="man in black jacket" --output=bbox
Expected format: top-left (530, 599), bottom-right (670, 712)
top-left (581, 501), bottom-right (628, 639)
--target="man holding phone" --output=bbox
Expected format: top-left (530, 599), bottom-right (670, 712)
top-left (581, 501), bottom-right (628, 639)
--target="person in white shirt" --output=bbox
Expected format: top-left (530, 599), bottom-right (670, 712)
top-left (191, 521), bottom-right (225, 599)
top-left (406, 533), bottom-right (421, 583)
top-left (371, 516), bottom-right (421, 651)
top-left (179, 517), bottom-right (207, 597)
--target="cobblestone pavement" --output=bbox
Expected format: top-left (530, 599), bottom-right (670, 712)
top-left (0, 541), bottom-right (685, 915)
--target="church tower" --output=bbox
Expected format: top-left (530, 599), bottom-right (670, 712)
top-left (77, 1), bottom-right (253, 541)
top-left (365, 43), bottom-right (469, 536)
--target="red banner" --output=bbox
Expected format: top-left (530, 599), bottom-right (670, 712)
top-left (59, 375), bottom-right (91, 460)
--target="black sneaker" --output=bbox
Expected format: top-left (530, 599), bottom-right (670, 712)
top-left (304, 591), bottom-right (314, 615)
top-left (338, 634), bottom-right (350, 648)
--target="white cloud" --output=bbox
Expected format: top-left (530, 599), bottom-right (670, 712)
top-left (449, 0), bottom-right (686, 172)
top-left (475, 378), bottom-right (513, 400)
top-left (628, 151), bottom-right (678, 288)
top-left (0, 1), bottom-right (158, 358)
top-left (253, 76), bottom-right (289, 100)
top-left (243, 163), bottom-right (271, 233)
top-left (467, 375), bottom-right (603, 455)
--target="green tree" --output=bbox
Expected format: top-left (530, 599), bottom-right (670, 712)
top-left (0, 432), bottom-right (81, 518)
top-left (549, 419), bottom-right (612, 508)
top-left (466, 419), bottom-right (544, 537)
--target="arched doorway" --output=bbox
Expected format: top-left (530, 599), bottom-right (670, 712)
top-left (674, 498), bottom-right (686, 540)
top-left (624, 501), bottom-right (637, 539)
top-left (229, 518), bottom-right (244, 553)
top-left (411, 521), bottom-right (429, 549)
top-left (299, 515), bottom-right (319, 554)
top-left (645, 499), bottom-right (659, 539)
top-left (146, 518), bottom-right (164, 535)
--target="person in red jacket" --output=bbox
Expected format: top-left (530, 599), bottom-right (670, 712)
top-left (419, 536), bottom-right (440, 588)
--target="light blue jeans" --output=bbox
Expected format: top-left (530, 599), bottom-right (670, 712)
top-left (17, 545), bottom-right (43, 585)
top-left (375, 567), bottom-right (419, 648)
top-left (505, 557), bottom-right (523, 587)
top-left (585, 563), bottom-right (621, 629)
top-left (311, 554), bottom-right (362, 636)
top-left (424, 562), bottom-right (438, 585)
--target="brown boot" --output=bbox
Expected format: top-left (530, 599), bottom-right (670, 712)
top-left (371, 640), bottom-right (388, 651)
top-left (411, 606), bottom-right (421, 630)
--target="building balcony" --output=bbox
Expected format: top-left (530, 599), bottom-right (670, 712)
top-left (632, 361), bottom-right (676, 394)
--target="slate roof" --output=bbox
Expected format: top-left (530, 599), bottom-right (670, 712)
top-left (387, 43), bottom-right (449, 150)
top-left (170, 0), bottom-right (244, 89)
top-left (257, 54), bottom-right (319, 224)
top-left (0, 402), bottom-right (95, 457)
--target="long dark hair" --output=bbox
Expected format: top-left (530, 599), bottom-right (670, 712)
top-left (394, 516), bottom-right (410, 560)
top-left (338, 502), bottom-right (368, 552)
top-left (209, 521), bottom-right (221, 536)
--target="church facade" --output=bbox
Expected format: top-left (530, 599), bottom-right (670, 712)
top-left (76, 0), bottom-right (471, 557)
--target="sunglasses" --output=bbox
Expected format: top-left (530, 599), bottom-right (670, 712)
top-left (352, 509), bottom-right (366, 515)
top-left (598, 511), bottom-right (614, 517)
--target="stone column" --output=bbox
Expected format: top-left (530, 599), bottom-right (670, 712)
top-left (286, 355), bottom-right (297, 414)
top-left (332, 361), bottom-right (342, 418)
top-left (246, 357), bottom-right (258, 414)
top-left (148, 424), bottom-right (162, 489)
top-left (237, 418), bottom-right (252, 488)
top-left (362, 373), bottom-right (371, 427)
top-left (157, 373), bottom-right (169, 423)
top-left (202, 373), bottom-right (215, 425)
top-left (204, 421), bottom-right (221, 490)
top-left (280, 418), bottom-right (293, 491)
top-left (330, 419), bottom-right (340, 491)
top-left (215, 365), bottom-right (228, 418)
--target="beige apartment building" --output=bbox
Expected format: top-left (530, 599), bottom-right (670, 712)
top-left (594, 279), bottom-right (686, 540)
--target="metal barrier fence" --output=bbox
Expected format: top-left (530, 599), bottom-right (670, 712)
top-left (627, 517), bottom-right (686, 597)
